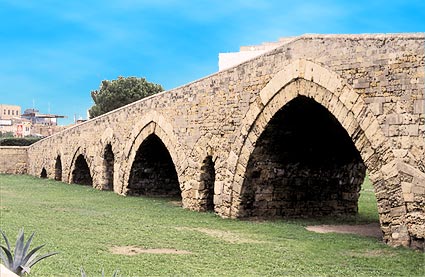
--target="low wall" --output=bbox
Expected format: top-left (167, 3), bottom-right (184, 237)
top-left (0, 146), bottom-right (28, 174)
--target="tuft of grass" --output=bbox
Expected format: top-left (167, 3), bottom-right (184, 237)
top-left (0, 174), bottom-right (423, 276)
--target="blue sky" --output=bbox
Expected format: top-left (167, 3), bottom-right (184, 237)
top-left (1, 0), bottom-right (424, 125)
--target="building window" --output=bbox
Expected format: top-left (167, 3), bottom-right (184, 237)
top-left (8, 110), bottom-right (10, 115)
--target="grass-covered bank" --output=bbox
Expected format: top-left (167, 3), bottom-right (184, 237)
top-left (0, 174), bottom-right (423, 276)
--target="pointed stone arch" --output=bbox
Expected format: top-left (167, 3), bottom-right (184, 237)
top-left (197, 155), bottom-right (216, 212)
top-left (40, 167), bottom-right (47, 178)
top-left (99, 127), bottom-right (118, 191)
top-left (54, 155), bottom-right (62, 181)
top-left (102, 143), bottom-right (115, 190)
top-left (69, 147), bottom-right (93, 186)
top-left (229, 59), bottom-right (410, 247)
top-left (239, 93), bottom-right (367, 218)
top-left (121, 114), bottom-right (188, 203)
top-left (127, 133), bottom-right (180, 198)
top-left (185, 133), bottom-right (227, 212)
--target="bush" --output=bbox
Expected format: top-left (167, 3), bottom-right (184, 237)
top-left (0, 137), bottom-right (41, 146)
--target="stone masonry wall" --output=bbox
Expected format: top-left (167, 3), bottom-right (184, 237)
top-left (0, 146), bottom-right (28, 174)
top-left (23, 34), bottom-right (424, 249)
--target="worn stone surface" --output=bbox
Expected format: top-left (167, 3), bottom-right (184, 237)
top-left (1, 33), bottom-right (424, 250)
top-left (0, 146), bottom-right (28, 174)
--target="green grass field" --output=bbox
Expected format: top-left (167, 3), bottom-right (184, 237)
top-left (0, 174), bottom-right (423, 276)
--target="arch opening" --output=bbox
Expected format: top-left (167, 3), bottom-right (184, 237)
top-left (55, 155), bottom-right (62, 181)
top-left (103, 144), bottom-right (114, 190)
top-left (40, 168), bottom-right (47, 179)
top-left (240, 95), bottom-right (366, 218)
top-left (199, 156), bottom-right (216, 211)
top-left (72, 154), bottom-right (93, 186)
top-left (128, 134), bottom-right (181, 198)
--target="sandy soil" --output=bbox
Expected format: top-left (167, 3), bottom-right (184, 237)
top-left (305, 223), bottom-right (382, 238)
top-left (109, 246), bottom-right (192, 255)
top-left (176, 227), bottom-right (264, 244)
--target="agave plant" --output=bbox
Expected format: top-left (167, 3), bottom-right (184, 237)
top-left (0, 229), bottom-right (58, 276)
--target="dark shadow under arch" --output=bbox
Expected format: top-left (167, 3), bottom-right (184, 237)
top-left (240, 95), bottom-right (366, 218)
top-left (103, 144), bottom-right (114, 190)
top-left (128, 134), bottom-right (181, 198)
top-left (40, 168), bottom-right (47, 178)
top-left (199, 156), bottom-right (216, 211)
top-left (55, 155), bottom-right (62, 181)
top-left (72, 154), bottom-right (93, 186)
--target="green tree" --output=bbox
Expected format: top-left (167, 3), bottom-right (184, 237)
top-left (89, 76), bottom-right (163, 118)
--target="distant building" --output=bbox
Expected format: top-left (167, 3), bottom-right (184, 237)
top-left (0, 104), bottom-right (67, 137)
top-left (0, 104), bottom-right (22, 136)
top-left (218, 37), bottom-right (296, 71)
top-left (0, 104), bottom-right (21, 120)
top-left (21, 108), bottom-right (66, 126)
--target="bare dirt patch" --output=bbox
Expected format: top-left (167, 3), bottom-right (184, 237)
top-left (345, 249), bottom-right (396, 257)
top-left (169, 200), bottom-right (182, 207)
top-left (176, 227), bottom-right (264, 244)
top-left (306, 223), bottom-right (382, 238)
top-left (110, 246), bottom-right (192, 255)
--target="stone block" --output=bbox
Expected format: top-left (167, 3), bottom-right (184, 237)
top-left (388, 125), bottom-right (400, 136)
top-left (336, 101), bottom-right (349, 122)
top-left (407, 124), bottom-right (419, 136)
top-left (386, 113), bottom-right (403, 125)
top-left (214, 181), bottom-right (224, 195)
top-left (364, 120), bottom-right (385, 149)
top-left (295, 58), bottom-right (305, 78)
top-left (351, 97), bottom-right (367, 119)
top-left (360, 106), bottom-right (376, 129)
top-left (412, 185), bottom-right (425, 195)
top-left (403, 193), bottom-right (414, 202)
top-left (304, 60), bottom-right (315, 82)
top-left (353, 78), bottom-right (370, 89)
top-left (317, 66), bottom-right (333, 90)
top-left (381, 160), bottom-right (399, 180)
top-left (326, 74), bottom-right (342, 94)
top-left (341, 86), bottom-right (360, 110)
top-left (213, 195), bottom-right (222, 205)
top-left (360, 143), bottom-right (374, 162)
top-left (390, 206), bottom-right (407, 217)
top-left (368, 102), bottom-right (383, 115)
top-left (401, 182), bottom-right (412, 193)
top-left (341, 111), bottom-right (355, 131)
top-left (413, 99), bottom-right (424, 114)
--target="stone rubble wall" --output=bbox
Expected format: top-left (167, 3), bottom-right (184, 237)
top-left (20, 33), bottom-right (425, 249)
top-left (0, 146), bottom-right (28, 174)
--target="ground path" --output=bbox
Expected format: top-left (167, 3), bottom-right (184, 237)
top-left (306, 223), bottom-right (382, 238)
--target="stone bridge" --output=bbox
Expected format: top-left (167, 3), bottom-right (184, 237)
top-left (13, 34), bottom-right (425, 249)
